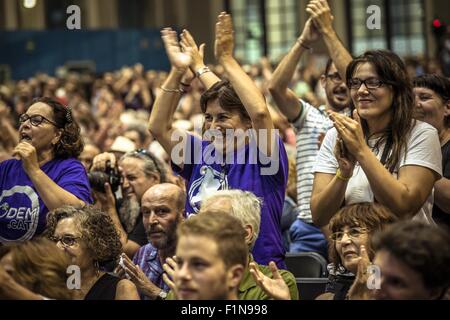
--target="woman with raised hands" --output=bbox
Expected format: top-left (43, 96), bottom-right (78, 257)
top-left (148, 13), bottom-right (288, 268)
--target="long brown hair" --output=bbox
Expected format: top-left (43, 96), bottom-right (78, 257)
top-left (346, 50), bottom-right (415, 173)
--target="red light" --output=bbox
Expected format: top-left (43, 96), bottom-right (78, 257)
top-left (433, 19), bottom-right (442, 28)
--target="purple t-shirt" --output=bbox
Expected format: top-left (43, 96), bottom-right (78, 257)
top-left (172, 134), bottom-right (288, 268)
top-left (0, 158), bottom-right (92, 242)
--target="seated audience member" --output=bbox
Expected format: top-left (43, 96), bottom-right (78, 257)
top-left (172, 212), bottom-right (247, 300)
top-left (91, 149), bottom-right (166, 257)
top-left (0, 238), bottom-right (73, 300)
top-left (248, 203), bottom-right (397, 300)
top-left (116, 183), bottom-right (185, 300)
top-left (320, 203), bottom-right (397, 300)
top-left (124, 125), bottom-right (151, 150)
top-left (149, 13), bottom-right (288, 268)
top-left (165, 190), bottom-right (298, 300)
top-left (44, 206), bottom-right (140, 300)
top-left (300, 1), bottom-right (442, 227)
top-left (350, 221), bottom-right (450, 300)
top-left (0, 97), bottom-right (92, 242)
top-left (79, 143), bottom-right (100, 171)
top-left (413, 75), bottom-right (450, 229)
top-left (311, 49), bottom-right (442, 227)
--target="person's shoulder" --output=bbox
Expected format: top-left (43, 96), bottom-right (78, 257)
top-left (115, 278), bottom-right (140, 299)
top-left (0, 158), bottom-right (20, 168)
top-left (50, 157), bottom-right (84, 168)
top-left (278, 268), bottom-right (296, 282)
top-left (410, 120), bottom-right (439, 136)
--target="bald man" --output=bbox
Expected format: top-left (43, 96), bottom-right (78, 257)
top-left (117, 183), bottom-right (185, 300)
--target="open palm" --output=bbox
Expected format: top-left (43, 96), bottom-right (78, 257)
top-left (161, 28), bottom-right (192, 71)
top-left (214, 12), bottom-right (234, 62)
top-left (249, 262), bottom-right (291, 300)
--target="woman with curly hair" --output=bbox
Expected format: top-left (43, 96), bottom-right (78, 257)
top-left (0, 97), bottom-right (92, 242)
top-left (0, 238), bottom-right (73, 299)
top-left (44, 205), bottom-right (139, 300)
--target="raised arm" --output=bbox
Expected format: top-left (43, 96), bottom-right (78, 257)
top-left (306, 0), bottom-right (353, 81)
top-left (180, 29), bottom-right (221, 90)
top-left (268, 18), bottom-right (320, 121)
top-left (148, 28), bottom-right (191, 169)
top-left (215, 12), bottom-right (275, 155)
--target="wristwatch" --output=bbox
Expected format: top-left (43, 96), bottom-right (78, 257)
top-left (156, 290), bottom-right (167, 300)
top-left (195, 66), bottom-right (211, 77)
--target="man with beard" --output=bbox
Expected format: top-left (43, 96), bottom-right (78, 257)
top-left (116, 183), bottom-right (185, 300)
top-left (91, 149), bottom-right (166, 258)
top-left (268, 16), bottom-right (351, 258)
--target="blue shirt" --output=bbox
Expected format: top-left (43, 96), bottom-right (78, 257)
top-left (0, 158), bottom-right (92, 242)
top-left (172, 133), bottom-right (288, 268)
top-left (133, 243), bottom-right (170, 298)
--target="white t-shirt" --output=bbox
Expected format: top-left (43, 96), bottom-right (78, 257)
top-left (292, 101), bottom-right (349, 223)
top-left (313, 120), bottom-right (443, 223)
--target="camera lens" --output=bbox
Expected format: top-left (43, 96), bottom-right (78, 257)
top-left (87, 171), bottom-right (110, 193)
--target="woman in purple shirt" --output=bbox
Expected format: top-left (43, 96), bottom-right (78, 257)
top-left (0, 97), bottom-right (92, 242)
top-left (149, 13), bottom-right (288, 267)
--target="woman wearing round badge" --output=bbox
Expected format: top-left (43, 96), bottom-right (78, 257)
top-left (0, 97), bottom-right (92, 243)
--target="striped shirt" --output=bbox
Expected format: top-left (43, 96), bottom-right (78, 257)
top-left (292, 101), bottom-right (349, 223)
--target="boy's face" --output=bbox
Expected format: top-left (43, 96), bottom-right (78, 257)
top-left (373, 250), bottom-right (442, 300)
top-left (175, 234), bottom-right (234, 300)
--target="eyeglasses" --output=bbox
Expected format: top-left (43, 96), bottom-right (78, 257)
top-left (49, 235), bottom-right (81, 247)
top-left (19, 114), bottom-right (58, 127)
top-left (131, 149), bottom-right (161, 173)
top-left (325, 73), bottom-right (343, 84)
top-left (329, 227), bottom-right (369, 242)
top-left (348, 78), bottom-right (384, 90)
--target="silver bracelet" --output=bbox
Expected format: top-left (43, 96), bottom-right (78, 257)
top-left (195, 66), bottom-right (211, 78)
top-left (160, 86), bottom-right (183, 93)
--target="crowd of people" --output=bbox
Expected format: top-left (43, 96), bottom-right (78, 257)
top-left (1, 0), bottom-right (450, 300)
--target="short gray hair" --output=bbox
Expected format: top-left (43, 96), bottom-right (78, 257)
top-left (202, 190), bottom-right (262, 249)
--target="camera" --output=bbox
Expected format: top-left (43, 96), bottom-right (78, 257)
top-left (88, 161), bottom-right (122, 193)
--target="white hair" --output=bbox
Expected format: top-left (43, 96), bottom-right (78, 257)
top-left (202, 190), bottom-right (262, 249)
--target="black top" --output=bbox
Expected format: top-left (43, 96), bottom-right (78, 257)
top-left (84, 273), bottom-right (120, 300)
top-left (128, 213), bottom-right (148, 246)
top-left (433, 140), bottom-right (450, 231)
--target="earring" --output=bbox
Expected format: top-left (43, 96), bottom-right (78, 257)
top-left (94, 260), bottom-right (100, 277)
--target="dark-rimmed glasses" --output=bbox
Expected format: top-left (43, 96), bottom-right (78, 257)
top-left (325, 73), bottom-right (344, 84)
top-left (19, 114), bottom-right (58, 127)
top-left (348, 78), bottom-right (384, 90)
